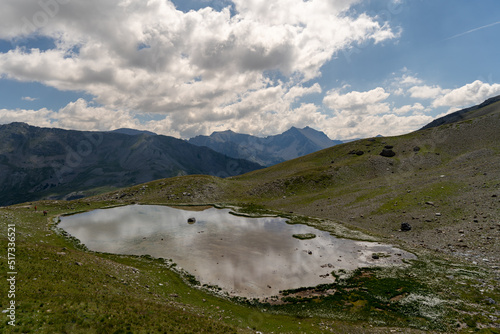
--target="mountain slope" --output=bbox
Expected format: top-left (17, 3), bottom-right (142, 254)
top-left (3, 96), bottom-right (499, 333)
top-left (0, 123), bottom-right (262, 206)
top-left (188, 126), bottom-right (342, 166)
top-left (111, 128), bottom-right (157, 136)
top-left (421, 94), bottom-right (500, 130)
top-left (103, 95), bottom-right (500, 267)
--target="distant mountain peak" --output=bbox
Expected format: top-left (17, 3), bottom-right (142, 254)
top-left (188, 127), bottom-right (342, 166)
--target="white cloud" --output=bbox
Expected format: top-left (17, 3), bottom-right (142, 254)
top-left (0, 0), bottom-right (398, 137)
top-left (431, 80), bottom-right (500, 108)
top-left (54, 99), bottom-right (142, 132)
top-left (323, 87), bottom-right (390, 115)
top-left (399, 74), bottom-right (423, 86)
top-left (393, 103), bottom-right (424, 115)
top-left (22, 96), bottom-right (38, 101)
top-left (0, 107), bottom-right (54, 126)
top-left (408, 85), bottom-right (449, 100)
top-left (321, 86), bottom-right (433, 139)
top-left (321, 112), bottom-right (433, 140)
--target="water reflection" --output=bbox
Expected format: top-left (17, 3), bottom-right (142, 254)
top-left (59, 205), bottom-right (416, 298)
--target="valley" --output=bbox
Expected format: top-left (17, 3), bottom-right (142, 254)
top-left (1, 97), bottom-right (499, 333)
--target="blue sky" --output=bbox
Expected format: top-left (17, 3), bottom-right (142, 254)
top-left (0, 0), bottom-right (499, 139)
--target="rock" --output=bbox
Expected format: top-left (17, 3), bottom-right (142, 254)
top-left (425, 201), bottom-right (435, 206)
top-left (485, 297), bottom-right (497, 305)
top-left (413, 146), bottom-right (421, 152)
top-left (187, 217), bottom-right (196, 224)
top-left (384, 145), bottom-right (394, 149)
top-left (75, 262), bottom-right (83, 266)
top-left (435, 213), bottom-right (441, 216)
top-left (372, 254), bottom-right (380, 259)
top-left (355, 150), bottom-right (364, 156)
top-left (170, 293), bottom-right (179, 298)
top-left (380, 149), bottom-right (396, 157)
top-left (401, 222), bottom-right (412, 232)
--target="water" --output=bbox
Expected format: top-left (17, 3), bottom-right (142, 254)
top-left (59, 205), bottom-right (416, 298)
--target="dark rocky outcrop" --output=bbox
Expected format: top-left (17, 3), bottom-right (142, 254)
top-left (401, 222), bottom-right (412, 232)
top-left (380, 149), bottom-right (396, 157)
top-left (349, 150), bottom-right (364, 156)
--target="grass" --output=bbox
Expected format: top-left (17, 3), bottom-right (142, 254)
top-left (1, 200), bottom-right (499, 333)
top-left (2, 106), bottom-right (500, 332)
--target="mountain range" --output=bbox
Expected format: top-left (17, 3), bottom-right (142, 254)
top-left (2, 95), bottom-right (500, 333)
top-left (1, 95), bottom-right (499, 206)
top-left (188, 126), bottom-right (343, 166)
top-left (0, 123), bottom-right (262, 206)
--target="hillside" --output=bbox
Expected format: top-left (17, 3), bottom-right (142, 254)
top-left (1, 96), bottom-right (499, 333)
top-left (188, 126), bottom-right (342, 166)
top-left (0, 123), bottom-right (262, 206)
top-left (103, 97), bottom-right (500, 265)
top-left (421, 94), bottom-right (500, 129)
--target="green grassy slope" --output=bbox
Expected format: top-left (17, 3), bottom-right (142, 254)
top-left (1, 101), bottom-right (500, 333)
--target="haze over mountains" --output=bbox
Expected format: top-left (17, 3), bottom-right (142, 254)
top-left (189, 126), bottom-right (343, 166)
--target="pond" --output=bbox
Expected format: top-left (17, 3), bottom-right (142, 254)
top-left (59, 205), bottom-right (416, 299)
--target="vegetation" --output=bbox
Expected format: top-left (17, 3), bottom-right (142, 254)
top-left (1, 103), bottom-right (500, 332)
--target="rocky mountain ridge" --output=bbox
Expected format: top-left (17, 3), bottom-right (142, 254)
top-left (0, 123), bottom-right (262, 206)
top-left (188, 126), bottom-right (343, 166)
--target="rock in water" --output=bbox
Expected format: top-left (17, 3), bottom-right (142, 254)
top-left (401, 222), bottom-right (412, 231)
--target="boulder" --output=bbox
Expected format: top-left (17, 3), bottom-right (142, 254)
top-left (380, 149), bottom-right (396, 157)
top-left (401, 222), bottom-right (412, 231)
top-left (187, 217), bottom-right (196, 224)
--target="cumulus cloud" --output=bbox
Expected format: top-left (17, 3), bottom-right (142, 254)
top-left (323, 87), bottom-right (390, 115)
top-left (0, 99), bottom-right (147, 133)
top-left (408, 85), bottom-right (450, 100)
top-left (54, 99), bottom-right (142, 131)
top-left (322, 87), bottom-right (433, 139)
top-left (0, 0), bottom-right (398, 137)
top-left (393, 103), bottom-right (425, 115)
top-left (0, 107), bottom-right (54, 126)
top-left (431, 80), bottom-right (500, 108)
top-left (22, 96), bottom-right (38, 101)
top-left (399, 74), bottom-right (423, 86)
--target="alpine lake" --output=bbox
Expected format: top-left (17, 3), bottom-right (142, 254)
top-left (58, 205), bottom-right (416, 299)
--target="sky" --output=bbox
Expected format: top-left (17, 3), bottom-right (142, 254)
top-left (0, 0), bottom-right (499, 140)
